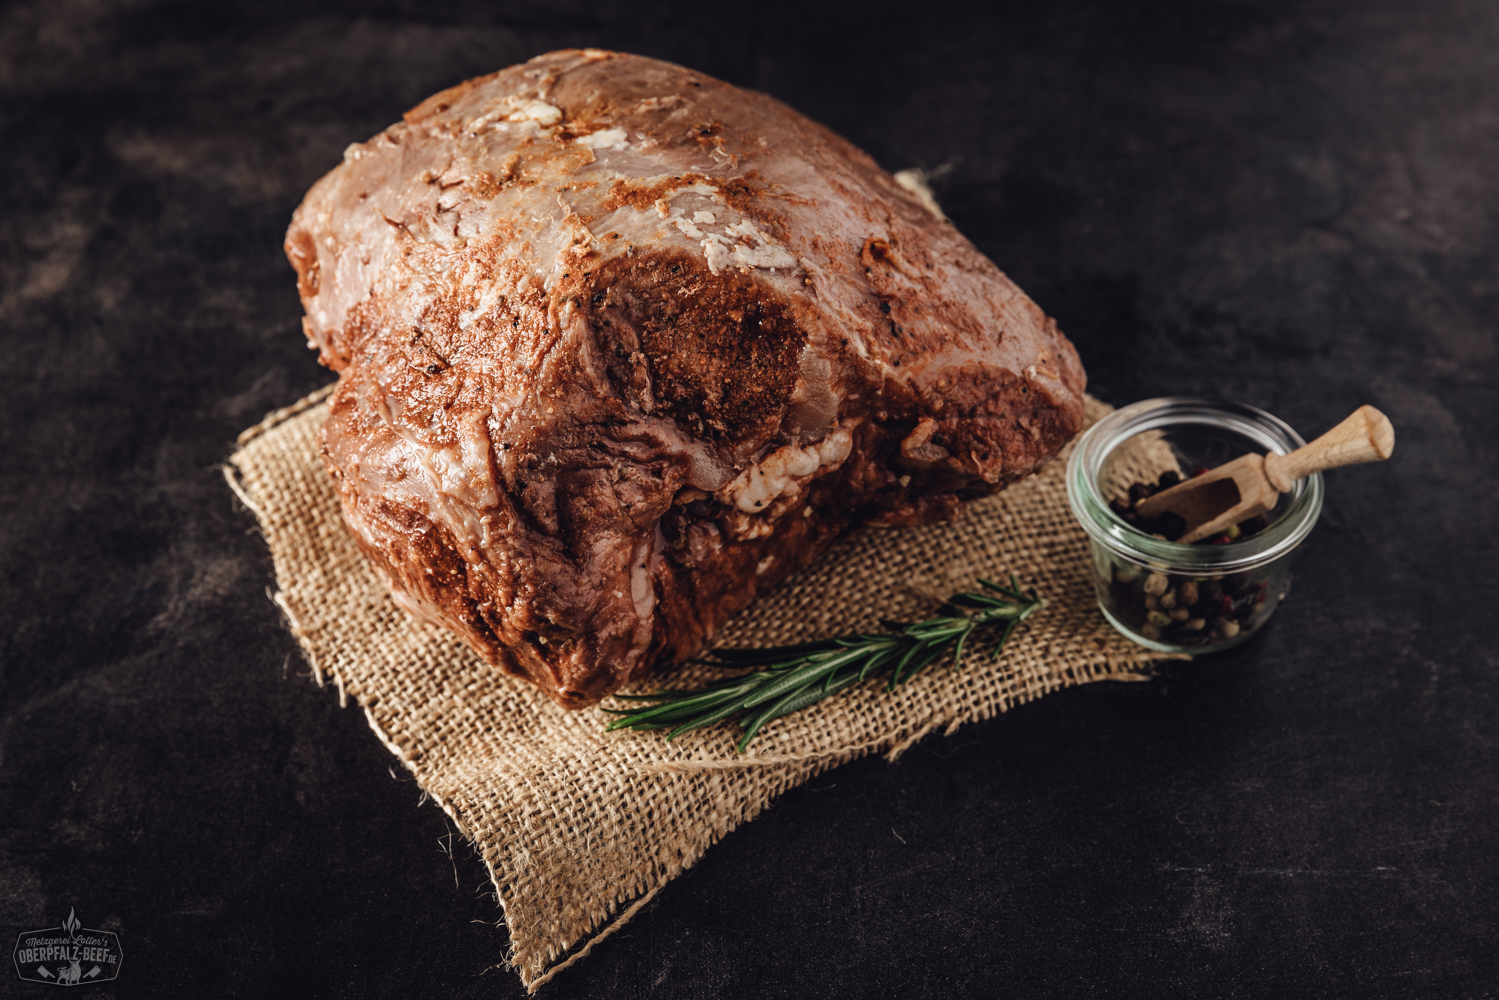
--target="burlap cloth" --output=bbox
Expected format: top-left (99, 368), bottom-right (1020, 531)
top-left (226, 388), bottom-right (1175, 990)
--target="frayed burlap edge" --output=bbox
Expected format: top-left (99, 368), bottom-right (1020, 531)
top-left (226, 389), bottom-right (1179, 991)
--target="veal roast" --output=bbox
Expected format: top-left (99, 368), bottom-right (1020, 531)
top-left (285, 49), bottom-right (1087, 710)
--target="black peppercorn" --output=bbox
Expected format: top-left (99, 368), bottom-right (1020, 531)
top-left (1156, 511), bottom-right (1187, 541)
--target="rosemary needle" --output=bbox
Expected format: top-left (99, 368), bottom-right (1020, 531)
top-left (604, 576), bottom-right (1045, 753)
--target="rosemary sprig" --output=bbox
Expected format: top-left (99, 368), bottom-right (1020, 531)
top-left (604, 576), bottom-right (1045, 752)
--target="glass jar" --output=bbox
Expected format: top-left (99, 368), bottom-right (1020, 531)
top-left (1065, 397), bottom-right (1324, 654)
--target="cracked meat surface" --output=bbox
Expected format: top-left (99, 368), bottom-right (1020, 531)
top-left (285, 49), bottom-right (1087, 709)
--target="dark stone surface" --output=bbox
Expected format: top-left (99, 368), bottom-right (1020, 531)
top-left (2, 1), bottom-right (1494, 996)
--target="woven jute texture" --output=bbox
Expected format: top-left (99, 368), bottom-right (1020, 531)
top-left (227, 389), bottom-right (1174, 990)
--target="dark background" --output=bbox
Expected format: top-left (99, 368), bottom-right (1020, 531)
top-left (2, 1), bottom-right (1495, 997)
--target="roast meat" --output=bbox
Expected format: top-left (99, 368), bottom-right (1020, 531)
top-left (285, 49), bottom-right (1087, 709)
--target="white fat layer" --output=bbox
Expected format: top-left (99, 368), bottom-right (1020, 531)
top-left (508, 98), bottom-right (562, 125)
top-left (703, 241), bottom-right (797, 274)
top-left (641, 185), bottom-right (800, 275)
top-left (652, 184), bottom-right (722, 217)
top-left (576, 127), bottom-right (629, 150)
top-left (701, 221), bottom-right (797, 274)
top-left (718, 427), bottom-right (853, 513)
top-left (629, 537), bottom-right (656, 622)
top-left (1024, 362), bottom-right (1065, 395)
top-left (465, 96), bottom-right (562, 134)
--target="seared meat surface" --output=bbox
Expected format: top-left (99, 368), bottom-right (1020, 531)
top-left (285, 49), bottom-right (1087, 709)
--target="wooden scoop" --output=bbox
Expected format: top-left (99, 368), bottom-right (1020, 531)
top-left (1135, 405), bottom-right (1395, 544)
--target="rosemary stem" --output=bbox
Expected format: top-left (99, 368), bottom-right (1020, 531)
top-left (605, 576), bottom-right (1044, 752)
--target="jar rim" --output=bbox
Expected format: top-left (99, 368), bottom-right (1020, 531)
top-left (1066, 396), bottom-right (1323, 573)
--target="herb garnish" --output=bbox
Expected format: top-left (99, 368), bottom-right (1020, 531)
top-left (605, 577), bottom-right (1044, 752)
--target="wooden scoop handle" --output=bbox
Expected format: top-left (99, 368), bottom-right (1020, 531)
top-left (1263, 404), bottom-right (1395, 492)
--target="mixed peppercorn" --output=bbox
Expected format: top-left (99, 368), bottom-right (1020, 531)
top-left (1099, 469), bottom-right (1285, 646)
